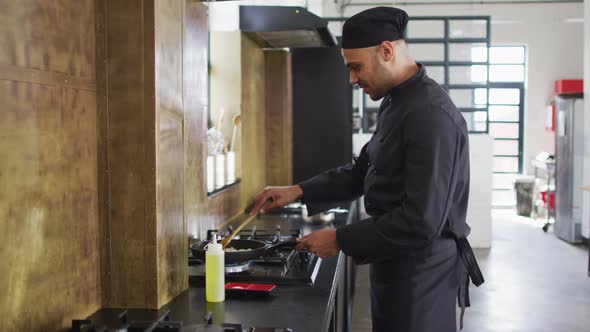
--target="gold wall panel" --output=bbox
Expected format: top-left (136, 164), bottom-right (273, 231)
top-left (265, 51), bottom-right (293, 186)
top-left (154, 0), bottom-right (187, 307)
top-left (183, 1), bottom-right (209, 240)
top-left (0, 64), bottom-right (96, 91)
top-left (0, 0), bottom-right (95, 79)
top-left (239, 35), bottom-right (268, 209)
top-left (98, 0), bottom-right (204, 308)
top-left (0, 0), bottom-right (100, 330)
top-left (1, 1), bottom-right (284, 328)
top-left (0, 82), bottom-right (100, 330)
top-left (100, 0), bottom-right (158, 308)
top-left (94, 0), bottom-right (111, 306)
top-left (206, 184), bottom-right (243, 231)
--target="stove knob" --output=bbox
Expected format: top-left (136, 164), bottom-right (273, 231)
top-left (298, 251), bottom-right (309, 263)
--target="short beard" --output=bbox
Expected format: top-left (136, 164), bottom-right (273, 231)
top-left (369, 92), bottom-right (385, 101)
top-left (369, 55), bottom-right (390, 101)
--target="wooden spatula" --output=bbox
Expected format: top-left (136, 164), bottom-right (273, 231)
top-left (220, 200), bottom-right (270, 249)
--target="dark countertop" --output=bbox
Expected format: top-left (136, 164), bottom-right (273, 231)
top-left (163, 202), bottom-right (357, 331)
top-left (83, 202), bottom-right (357, 332)
top-left (162, 254), bottom-right (343, 331)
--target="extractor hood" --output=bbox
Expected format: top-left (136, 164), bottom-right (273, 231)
top-left (239, 5), bottom-right (337, 49)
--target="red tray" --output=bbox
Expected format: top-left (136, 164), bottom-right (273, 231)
top-left (225, 282), bottom-right (276, 296)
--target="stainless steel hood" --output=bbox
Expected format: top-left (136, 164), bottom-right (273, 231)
top-left (239, 6), bottom-right (337, 49)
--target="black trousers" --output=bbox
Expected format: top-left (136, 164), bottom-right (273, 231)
top-left (369, 238), bottom-right (460, 332)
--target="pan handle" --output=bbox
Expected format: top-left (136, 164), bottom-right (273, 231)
top-left (265, 238), bottom-right (298, 253)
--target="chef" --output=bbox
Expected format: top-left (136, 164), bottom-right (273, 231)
top-left (250, 6), bottom-right (484, 332)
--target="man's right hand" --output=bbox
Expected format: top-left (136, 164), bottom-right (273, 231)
top-left (249, 185), bottom-right (304, 216)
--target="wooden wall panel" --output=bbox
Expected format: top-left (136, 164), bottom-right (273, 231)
top-left (101, 0), bottom-right (158, 308)
top-left (154, 0), bottom-right (186, 307)
top-left (94, 0), bottom-right (111, 306)
top-left (0, 0), bottom-right (95, 78)
top-left (0, 1), bottom-right (279, 326)
top-left (206, 184), bottom-right (242, 229)
top-left (239, 35), bottom-right (267, 209)
top-left (183, 1), bottom-right (209, 240)
top-left (98, 0), bottom-right (206, 308)
top-left (265, 51), bottom-right (293, 186)
top-left (0, 1), bottom-right (100, 330)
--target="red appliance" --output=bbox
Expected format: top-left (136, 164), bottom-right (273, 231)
top-left (547, 80), bottom-right (583, 132)
top-left (554, 79), bottom-right (583, 95)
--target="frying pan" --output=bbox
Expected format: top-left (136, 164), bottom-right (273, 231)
top-left (190, 238), bottom-right (297, 264)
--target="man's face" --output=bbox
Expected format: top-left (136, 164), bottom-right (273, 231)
top-left (342, 46), bottom-right (389, 101)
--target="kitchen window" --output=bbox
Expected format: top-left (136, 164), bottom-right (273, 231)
top-left (483, 46), bottom-right (526, 207)
top-left (349, 16), bottom-right (494, 134)
top-left (408, 16), bottom-right (493, 135)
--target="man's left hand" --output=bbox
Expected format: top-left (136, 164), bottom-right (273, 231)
top-left (295, 228), bottom-right (340, 258)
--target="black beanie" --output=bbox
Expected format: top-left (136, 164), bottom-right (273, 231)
top-left (341, 7), bottom-right (408, 49)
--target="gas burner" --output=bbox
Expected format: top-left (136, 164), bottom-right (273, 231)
top-left (225, 262), bottom-right (251, 274)
top-left (207, 226), bottom-right (300, 245)
top-left (72, 309), bottom-right (292, 332)
top-left (264, 250), bottom-right (285, 259)
top-left (72, 310), bottom-right (183, 332)
top-left (189, 226), bottom-right (319, 286)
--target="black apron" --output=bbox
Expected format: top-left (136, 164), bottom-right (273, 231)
top-left (369, 237), bottom-right (458, 332)
top-left (369, 236), bottom-right (483, 332)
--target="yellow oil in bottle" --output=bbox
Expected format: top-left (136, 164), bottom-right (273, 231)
top-left (205, 236), bottom-right (225, 302)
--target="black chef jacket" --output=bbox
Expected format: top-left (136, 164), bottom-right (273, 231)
top-left (298, 64), bottom-right (475, 332)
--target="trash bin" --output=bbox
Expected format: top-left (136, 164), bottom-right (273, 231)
top-left (515, 176), bottom-right (536, 217)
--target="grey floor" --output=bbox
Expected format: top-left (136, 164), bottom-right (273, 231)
top-left (351, 210), bottom-right (590, 332)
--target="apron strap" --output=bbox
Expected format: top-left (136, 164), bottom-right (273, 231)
top-left (443, 234), bottom-right (485, 286)
top-left (457, 270), bottom-right (471, 330)
top-left (457, 237), bottom-right (485, 286)
top-left (455, 237), bottom-right (483, 330)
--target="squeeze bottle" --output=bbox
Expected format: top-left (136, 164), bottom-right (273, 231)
top-left (206, 234), bottom-right (225, 302)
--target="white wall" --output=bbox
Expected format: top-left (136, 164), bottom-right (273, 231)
top-left (468, 135), bottom-right (493, 248)
top-left (323, 1), bottom-right (584, 175)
